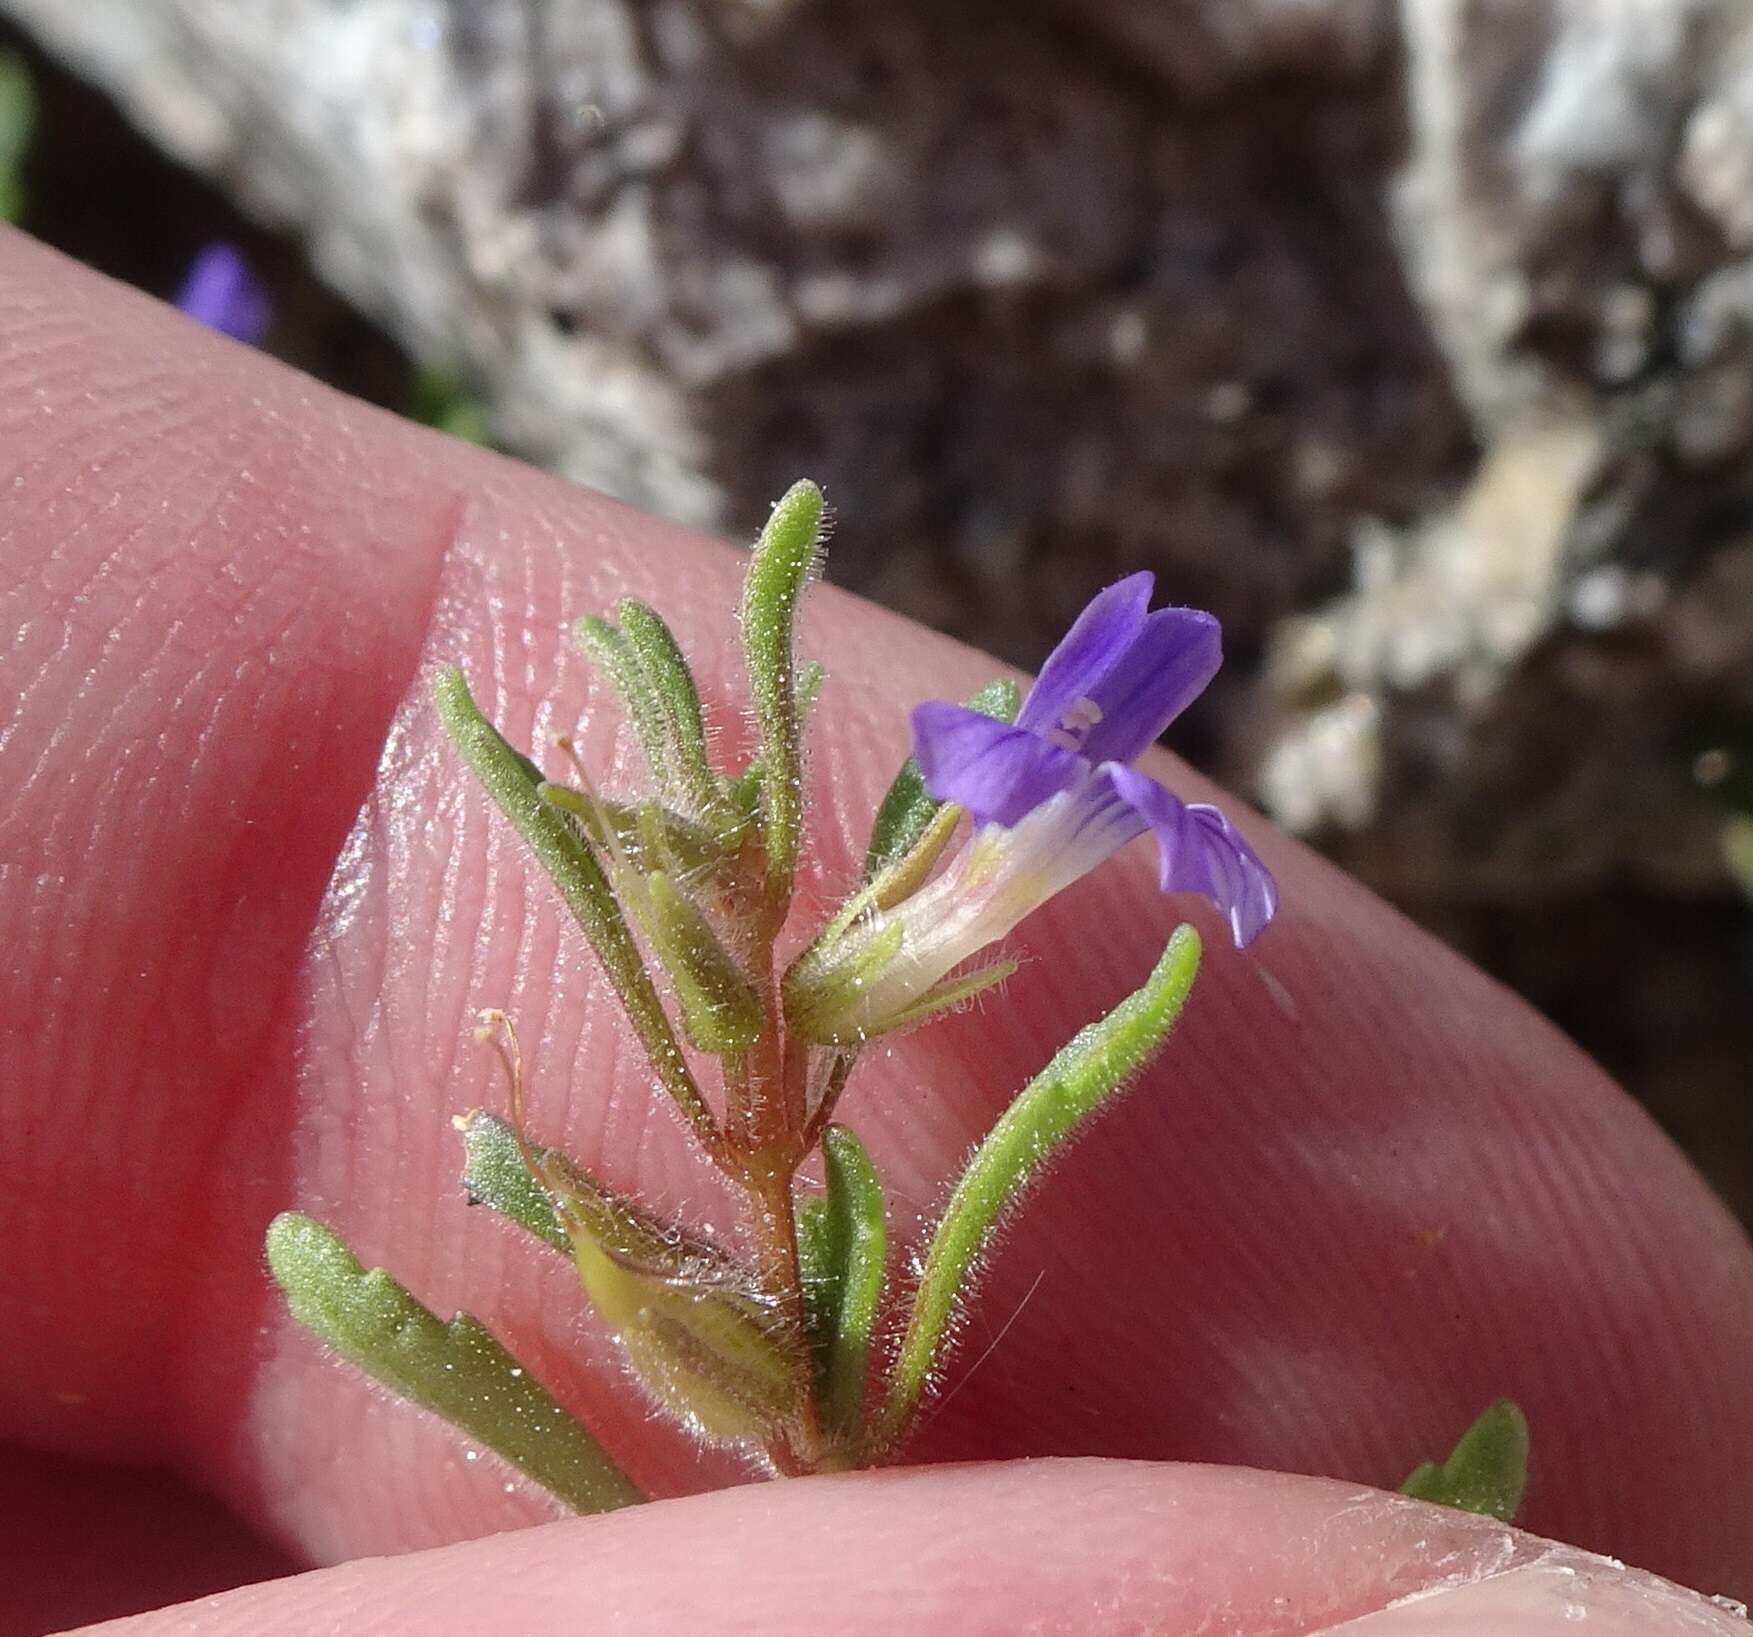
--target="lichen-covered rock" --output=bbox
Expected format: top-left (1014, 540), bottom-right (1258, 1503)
top-left (8, 0), bottom-right (1753, 1206)
top-left (1262, 0), bottom-right (1753, 907)
top-left (0, 0), bottom-right (1464, 691)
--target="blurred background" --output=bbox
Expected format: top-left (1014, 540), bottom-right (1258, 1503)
top-left (1, 0), bottom-right (1748, 1220)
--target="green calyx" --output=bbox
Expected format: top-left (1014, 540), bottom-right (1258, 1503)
top-left (540, 1150), bottom-right (808, 1450)
top-left (781, 919), bottom-right (905, 1044)
top-left (778, 672), bottom-right (1023, 1045)
top-left (643, 870), bottom-right (764, 1055)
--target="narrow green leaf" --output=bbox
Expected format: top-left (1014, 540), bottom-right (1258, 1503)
top-left (265, 1211), bottom-right (644, 1514)
top-left (876, 925), bottom-right (1202, 1451)
top-left (863, 677), bottom-right (1020, 881)
top-left (573, 615), bottom-right (677, 798)
top-left (644, 870), bottom-right (764, 1054)
top-left (739, 480), bottom-right (825, 920)
top-left (432, 667), bottom-right (715, 1146)
top-left (795, 658), bottom-right (826, 718)
top-left (1401, 1400), bottom-right (1530, 1523)
top-left (617, 600), bottom-right (720, 818)
top-left (461, 1111), bottom-right (746, 1275)
top-left (795, 1192), bottom-right (841, 1375)
top-left (722, 660), bottom-right (825, 825)
top-left (816, 1125), bottom-right (887, 1443)
top-left (406, 360), bottom-right (494, 447)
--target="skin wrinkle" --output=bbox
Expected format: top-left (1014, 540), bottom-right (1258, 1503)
top-left (160, 479), bottom-right (463, 1472)
top-left (247, 477), bottom-right (764, 1529)
top-left (0, 240), bottom-right (464, 1478)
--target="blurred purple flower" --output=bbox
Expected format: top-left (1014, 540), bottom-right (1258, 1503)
top-left (174, 244), bottom-right (269, 345)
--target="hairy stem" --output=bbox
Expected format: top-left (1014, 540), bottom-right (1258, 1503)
top-left (750, 1166), bottom-right (826, 1472)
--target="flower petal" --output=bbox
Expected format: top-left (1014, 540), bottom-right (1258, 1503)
top-left (1107, 764), bottom-right (1278, 946)
top-left (1080, 606), bottom-right (1222, 765)
top-left (912, 701), bottom-right (1082, 828)
top-left (1016, 572), bottom-right (1154, 741)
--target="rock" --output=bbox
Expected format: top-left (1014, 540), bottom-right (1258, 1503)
top-left (1262, 0), bottom-right (1753, 907)
top-left (1037, 0), bottom-right (1389, 98)
top-left (10, 0), bottom-right (1753, 894)
top-left (0, 0), bottom-right (1466, 693)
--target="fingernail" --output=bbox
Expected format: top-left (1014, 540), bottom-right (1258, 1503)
top-left (1311, 1547), bottom-right (1750, 1633)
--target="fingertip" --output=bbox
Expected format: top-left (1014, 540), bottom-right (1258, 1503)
top-left (72, 1463), bottom-right (1745, 1637)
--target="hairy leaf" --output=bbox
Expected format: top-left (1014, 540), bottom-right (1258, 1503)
top-left (265, 1212), bottom-right (643, 1514)
top-left (876, 925), bottom-right (1201, 1450)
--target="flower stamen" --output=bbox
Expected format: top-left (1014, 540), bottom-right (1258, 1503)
top-left (1042, 695), bottom-right (1104, 751)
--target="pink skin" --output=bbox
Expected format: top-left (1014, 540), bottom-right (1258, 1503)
top-left (0, 227), bottom-right (1749, 1633)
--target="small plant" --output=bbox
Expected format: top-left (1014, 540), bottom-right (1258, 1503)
top-left (268, 480), bottom-right (1520, 1515)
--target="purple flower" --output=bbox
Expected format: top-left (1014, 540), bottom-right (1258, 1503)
top-left (912, 572), bottom-right (1276, 948)
top-left (785, 574), bottom-right (1276, 1043)
top-left (174, 244), bottom-right (269, 346)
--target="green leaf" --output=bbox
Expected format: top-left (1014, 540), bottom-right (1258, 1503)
top-left (863, 676), bottom-right (1019, 882)
top-left (739, 480), bottom-right (825, 922)
top-left (795, 1194), bottom-right (838, 1366)
top-left (0, 52), bottom-right (36, 225)
top-left (461, 1111), bottom-right (741, 1271)
top-left (265, 1212), bottom-right (643, 1514)
top-left (1401, 1400), bottom-right (1530, 1523)
top-left (814, 1125), bottom-right (887, 1444)
top-left (406, 360), bottom-right (494, 447)
top-left (432, 667), bottom-right (716, 1148)
top-left (795, 1125), bottom-right (888, 1451)
top-left (722, 659), bottom-right (824, 825)
top-left (644, 870), bottom-right (764, 1054)
top-left (794, 658), bottom-right (826, 718)
top-left (875, 925), bottom-right (1202, 1451)
top-left (573, 616), bottom-right (677, 801)
top-left (616, 600), bottom-right (719, 818)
